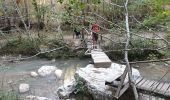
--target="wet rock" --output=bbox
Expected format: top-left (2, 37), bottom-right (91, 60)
top-left (57, 80), bottom-right (76, 99)
top-left (19, 83), bottom-right (30, 93)
top-left (38, 65), bottom-right (56, 76)
top-left (134, 65), bottom-right (140, 68)
top-left (164, 63), bottom-right (169, 67)
top-left (150, 63), bottom-right (156, 66)
top-left (74, 63), bottom-right (140, 100)
top-left (25, 95), bottom-right (51, 100)
top-left (30, 71), bottom-right (38, 77)
top-left (55, 69), bottom-right (63, 78)
top-left (51, 59), bottom-right (56, 62)
top-left (7, 80), bottom-right (13, 84)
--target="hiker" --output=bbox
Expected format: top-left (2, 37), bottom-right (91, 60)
top-left (73, 28), bottom-right (81, 39)
top-left (91, 23), bottom-right (100, 49)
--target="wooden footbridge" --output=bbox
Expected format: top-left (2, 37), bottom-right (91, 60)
top-left (135, 77), bottom-right (170, 98)
top-left (84, 29), bottom-right (170, 99)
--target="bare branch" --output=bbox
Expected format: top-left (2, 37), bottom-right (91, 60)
top-left (2, 46), bottom-right (65, 62)
top-left (121, 58), bottom-right (170, 64)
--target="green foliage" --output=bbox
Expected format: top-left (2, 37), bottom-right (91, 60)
top-left (165, 32), bottom-right (170, 41)
top-left (141, 0), bottom-right (170, 28)
top-left (129, 39), bottom-right (163, 60)
top-left (142, 10), bottom-right (170, 28)
top-left (91, 0), bottom-right (101, 4)
top-left (32, 0), bottom-right (49, 27)
top-left (0, 38), bottom-right (39, 55)
top-left (57, 0), bottom-right (64, 4)
top-left (74, 80), bottom-right (88, 95)
top-left (0, 90), bottom-right (19, 100)
top-left (57, 0), bottom-right (88, 28)
top-left (38, 40), bottom-right (76, 59)
top-left (104, 38), bottom-right (163, 61)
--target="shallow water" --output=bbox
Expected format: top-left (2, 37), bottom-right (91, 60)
top-left (0, 58), bottom-right (169, 100)
top-left (0, 58), bottom-right (89, 100)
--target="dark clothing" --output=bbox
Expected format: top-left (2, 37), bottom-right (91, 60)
top-left (92, 32), bottom-right (98, 42)
top-left (74, 28), bottom-right (80, 38)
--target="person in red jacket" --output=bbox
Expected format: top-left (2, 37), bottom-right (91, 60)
top-left (91, 23), bottom-right (100, 49)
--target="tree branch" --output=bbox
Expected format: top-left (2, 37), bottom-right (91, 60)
top-left (2, 46), bottom-right (65, 62)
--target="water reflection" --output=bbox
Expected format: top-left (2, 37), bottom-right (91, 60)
top-left (63, 64), bottom-right (80, 87)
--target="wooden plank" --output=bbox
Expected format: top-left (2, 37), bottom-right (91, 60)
top-left (158, 83), bottom-right (170, 94)
top-left (165, 86), bottom-right (170, 96)
top-left (115, 83), bottom-right (130, 99)
top-left (92, 55), bottom-right (109, 58)
top-left (154, 83), bottom-right (164, 93)
top-left (135, 77), bottom-right (143, 85)
top-left (93, 57), bottom-right (110, 61)
top-left (137, 78), bottom-right (148, 88)
top-left (93, 56), bottom-right (110, 59)
top-left (92, 54), bottom-right (107, 57)
top-left (149, 82), bottom-right (160, 91)
top-left (145, 80), bottom-right (155, 90)
top-left (140, 80), bottom-right (151, 89)
top-left (115, 67), bottom-right (128, 98)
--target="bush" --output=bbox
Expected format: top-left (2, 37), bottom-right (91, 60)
top-left (38, 40), bottom-right (77, 59)
top-left (104, 38), bottom-right (163, 61)
top-left (0, 90), bottom-right (19, 100)
top-left (0, 38), bottom-right (39, 55)
top-left (74, 80), bottom-right (88, 95)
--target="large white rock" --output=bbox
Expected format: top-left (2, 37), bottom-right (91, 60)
top-left (57, 80), bottom-right (76, 99)
top-left (38, 65), bottom-right (56, 76)
top-left (19, 83), bottom-right (30, 93)
top-left (25, 95), bottom-right (51, 100)
top-left (30, 71), bottom-right (38, 77)
top-left (54, 69), bottom-right (63, 78)
top-left (74, 63), bottom-right (140, 100)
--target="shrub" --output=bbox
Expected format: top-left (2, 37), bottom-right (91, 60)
top-left (104, 38), bottom-right (163, 61)
top-left (0, 38), bottom-right (39, 55)
top-left (0, 90), bottom-right (19, 100)
top-left (38, 40), bottom-right (76, 59)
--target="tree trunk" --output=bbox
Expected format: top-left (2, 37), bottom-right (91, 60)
top-left (124, 0), bottom-right (139, 100)
top-left (24, 0), bottom-right (30, 28)
top-left (1, 0), bottom-right (11, 31)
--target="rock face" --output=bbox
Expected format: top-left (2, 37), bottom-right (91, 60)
top-left (19, 83), bottom-right (30, 93)
top-left (38, 65), bottom-right (56, 76)
top-left (74, 63), bottom-right (140, 100)
top-left (25, 95), bottom-right (51, 100)
top-left (54, 69), bottom-right (63, 78)
top-left (30, 71), bottom-right (38, 77)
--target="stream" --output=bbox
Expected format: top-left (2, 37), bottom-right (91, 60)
top-left (0, 58), bottom-right (169, 100)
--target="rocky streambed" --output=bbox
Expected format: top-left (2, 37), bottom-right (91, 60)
top-left (0, 58), bottom-right (89, 100)
top-left (0, 57), bottom-right (169, 100)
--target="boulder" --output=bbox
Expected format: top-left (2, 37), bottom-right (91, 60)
top-left (38, 65), bottom-right (56, 76)
top-left (25, 95), bottom-right (51, 100)
top-left (19, 83), bottom-right (30, 93)
top-left (30, 71), bottom-right (38, 77)
top-left (54, 69), bottom-right (63, 78)
top-left (57, 80), bottom-right (76, 99)
top-left (74, 63), bottom-right (140, 100)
